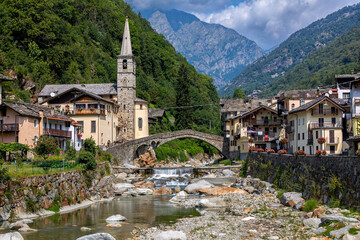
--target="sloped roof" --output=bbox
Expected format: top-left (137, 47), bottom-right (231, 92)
top-left (289, 96), bottom-right (345, 114)
top-left (134, 97), bottom-right (148, 103)
top-left (149, 109), bottom-right (165, 118)
top-left (2, 102), bottom-right (73, 121)
top-left (275, 89), bottom-right (328, 100)
top-left (39, 83), bottom-right (117, 97)
top-left (230, 105), bottom-right (278, 120)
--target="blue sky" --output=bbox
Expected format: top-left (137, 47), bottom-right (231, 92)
top-left (126, 0), bottom-right (360, 49)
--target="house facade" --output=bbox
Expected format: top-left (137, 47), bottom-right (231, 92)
top-left (288, 96), bottom-right (344, 155)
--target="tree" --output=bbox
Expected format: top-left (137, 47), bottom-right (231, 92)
top-left (33, 135), bottom-right (59, 158)
top-left (83, 137), bottom-right (96, 155)
top-left (78, 151), bottom-right (97, 171)
top-left (175, 64), bottom-right (192, 130)
top-left (232, 89), bottom-right (245, 99)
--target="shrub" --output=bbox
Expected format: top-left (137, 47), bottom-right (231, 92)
top-left (65, 144), bottom-right (77, 160)
top-left (279, 138), bottom-right (288, 145)
top-left (84, 137), bottom-right (96, 155)
top-left (315, 150), bottom-right (322, 156)
top-left (321, 150), bottom-right (326, 156)
top-left (248, 146), bottom-right (256, 152)
top-left (257, 148), bottom-right (264, 152)
top-left (317, 137), bottom-right (326, 144)
top-left (266, 149), bottom-right (275, 153)
top-left (278, 149), bottom-right (287, 154)
top-left (248, 138), bottom-right (254, 143)
top-left (294, 150), bottom-right (306, 156)
top-left (303, 199), bottom-right (318, 212)
top-left (78, 151), bottom-right (97, 171)
top-left (34, 135), bottom-right (59, 158)
top-left (219, 159), bottom-right (232, 166)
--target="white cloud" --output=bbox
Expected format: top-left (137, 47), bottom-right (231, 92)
top-left (194, 0), bottom-right (360, 49)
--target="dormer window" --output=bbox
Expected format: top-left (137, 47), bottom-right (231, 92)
top-left (123, 59), bottom-right (127, 69)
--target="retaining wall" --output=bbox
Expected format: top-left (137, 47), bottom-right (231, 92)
top-left (247, 152), bottom-right (360, 209)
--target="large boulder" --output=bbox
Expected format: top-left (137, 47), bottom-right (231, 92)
top-left (135, 188), bottom-right (153, 195)
top-left (153, 186), bottom-right (173, 195)
top-left (76, 233), bottom-right (116, 240)
top-left (133, 181), bottom-right (156, 189)
top-left (199, 187), bottom-right (248, 196)
top-left (151, 230), bottom-right (187, 240)
top-left (0, 232), bottom-right (24, 240)
top-left (169, 191), bottom-right (188, 203)
top-left (280, 192), bottom-right (305, 207)
top-left (184, 180), bottom-right (214, 194)
top-left (343, 232), bottom-right (360, 240)
top-left (196, 198), bottom-right (227, 208)
top-left (329, 226), bottom-right (353, 238)
top-left (113, 183), bottom-right (135, 195)
top-left (222, 169), bottom-right (235, 176)
top-left (106, 215), bottom-right (127, 223)
top-left (321, 215), bottom-right (360, 224)
top-left (303, 218), bottom-right (321, 229)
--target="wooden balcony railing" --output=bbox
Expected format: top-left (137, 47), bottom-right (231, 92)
top-left (44, 128), bottom-right (72, 138)
top-left (248, 120), bottom-right (282, 126)
top-left (75, 109), bottom-right (105, 115)
top-left (0, 124), bottom-right (19, 132)
top-left (309, 122), bottom-right (342, 130)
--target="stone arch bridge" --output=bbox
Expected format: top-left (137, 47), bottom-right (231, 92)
top-left (108, 130), bottom-right (229, 164)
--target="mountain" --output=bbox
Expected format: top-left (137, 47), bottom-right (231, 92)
top-left (0, 0), bottom-right (220, 133)
top-left (220, 3), bottom-right (360, 97)
top-left (143, 9), bottom-right (264, 88)
top-left (260, 24), bottom-right (360, 96)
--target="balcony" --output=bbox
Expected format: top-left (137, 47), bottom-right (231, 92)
top-left (44, 128), bottom-right (72, 138)
top-left (74, 109), bottom-right (105, 115)
top-left (0, 124), bottom-right (19, 132)
top-left (286, 126), bottom-right (295, 133)
top-left (309, 122), bottom-right (342, 130)
top-left (248, 120), bottom-right (282, 126)
top-left (250, 133), bottom-right (277, 142)
top-left (311, 109), bottom-right (338, 115)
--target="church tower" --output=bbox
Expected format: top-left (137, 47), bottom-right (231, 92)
top-left (117, 17), bottom-right (136, 140)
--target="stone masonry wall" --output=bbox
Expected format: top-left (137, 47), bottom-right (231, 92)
top-left (0, 164), bottom-right (114, 221)
top-left (246, 152), bottom-right (360, 209)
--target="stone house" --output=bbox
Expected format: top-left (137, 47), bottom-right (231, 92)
top-left (288, 96), bottom-right (345, 155)
top-left (226, 105), bottom-right (282, 159)
top-left (38, 18), bottom-right (148, 146)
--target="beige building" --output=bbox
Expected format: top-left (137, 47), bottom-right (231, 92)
top-left (288, 96), bottom-right (345, 155)
top-left (226, 105), bottom-right (282, 159)
top-left (38, 18), bottom-right (148, 146)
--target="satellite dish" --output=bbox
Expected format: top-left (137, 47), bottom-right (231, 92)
top-left (325, 93), bottom-right (329, 97)
top-left (50, 92), bottom-right (56, 97)
top-left (329, 90), bottom-right (333, 95)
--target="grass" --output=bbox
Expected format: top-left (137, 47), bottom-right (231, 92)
top-left (219, 159), bottom-right (232, 166)
top-left (4, 163), bottom-right (81, 178)
top-left (303, 199), bottom-right (318, 212)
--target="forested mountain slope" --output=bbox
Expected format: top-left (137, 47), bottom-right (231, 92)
top-left (0, 0), bottom-right (220, 133)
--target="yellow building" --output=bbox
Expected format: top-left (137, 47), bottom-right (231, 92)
top-left (226, 105), bottom-right (282, 159)
top-left (288, 96), bottom-right (345, 155)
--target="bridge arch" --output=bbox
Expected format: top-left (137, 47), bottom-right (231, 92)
top-left (108, 130), bottom-right (229, 165)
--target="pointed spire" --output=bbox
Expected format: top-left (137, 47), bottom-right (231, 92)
top-left (120, 17), bottom-right (132, 56)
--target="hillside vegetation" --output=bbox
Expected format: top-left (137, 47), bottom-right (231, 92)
top-left (0, 0), bottom-right (220, 133)
top-left (220, 3), bottom-right (360, 97)
top-left (261, 24), bottom-right (360, 95)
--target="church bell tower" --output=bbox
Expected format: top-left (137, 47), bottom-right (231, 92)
top-left (117, 17), bottom-right (136, 139)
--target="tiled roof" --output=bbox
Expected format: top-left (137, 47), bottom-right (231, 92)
top-left (3, 102), bottom-right (73, 121)
top-left (347, 134), bottom-right (360, 141)
top-left (149, 109), bottom-right (165, 118)
top-left (39, 83), bottom-right (117, 97)
top-left (288, 96), bottom-right (345, 114)
top-left (0, 74), bottom-right (13, 81)
top-left (230, 105), bottom-right (277, 120)
top-left (135, 98), bottom-right (148, 103)
top-left (275, 89), bottom-right (328, 100)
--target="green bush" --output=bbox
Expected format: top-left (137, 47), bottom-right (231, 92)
top-left (303, 199), bottom-right (318, 212)
top-left (34, 135), bottom-right (59, 158)
top-left (65, 143), bottom-right (77, 161)
top-left (84, 138), bottom-right (96, 155)
top-left (78, 151), bottom-right (97, 171)
top-left (219, 159), bottom-right (232, 166)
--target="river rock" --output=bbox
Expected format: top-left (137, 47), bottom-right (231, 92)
top-left (343, 232), bottom-right (360, 240)
top-left (153, 186), bottom-right (173, 195)
top-left (10, 221), bottom-right (29, 230)
top-left (184, 180), bottom-right (214, 194)
top-left (303, 218), bottom-right (321, 228)
top-left (174, 185), bottom-right (181, 193)
top-left (106, 223), bottom-right (122, 228)
top-left (169, 191), bottom-right (188, 203)
top-left (114, 183), bottom-right (135, 195)
top-left (115, 173), bottom-right (127, 179)
top-left (280, 192), bottom-right (305, 207)
top-left (321, 215), bottom-right (360, 224)
top-left (136, 188), bottom-right (153, 195)
top-left (199, 187), bottom-right (248, 196)
top-left (222, 169), bottom-right (235, 176)
top-left (312, 206), bottom-right (326, 218)
top-left (18, 225), bottom-right (38, 232)
top-left (106, 214), bottom-right (127, 223)
top-left (76, 233), bottom-right (116, 240)
top-left (81, 227), bottom-right (92, 231)
top-left (133, 181), bottom-right (156, 189)
top-left (196, 198), bottom-right (227, 208)
top-left (151, 230), bottom-right (187, 240)
top-left (0, 232), bottom-right (24, 240)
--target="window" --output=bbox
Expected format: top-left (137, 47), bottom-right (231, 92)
top-left (140, 104), bottom-right (143, 110)
top-left (59, 125), bottom-right (62, 130)
top-left (298, 119), bottom-right (300, 126)
top-left (34, 136), bottom-right (38, 144)
top-left (298, 133), bottom-right (300, 140)
top-left (330, 145), bottom-right (335, 154)
top-left (123, 59), bottom-right (127, 69)
top-left (78, 121), bottom-right (84, 133)
top-left (302, 133), bottom-right (305, 140)
top-left (291, 103), bottom-right (295, 110)
top-left (55, 124), bottom-right (57, 129)
top-left (318, 103), bottom-right (323, 114)
top-left (34, 120), bottom-right (38, 128)
top-left (343, 92), bottom-right (350, 100)
top-left (298, 147), bottom-right (300, 150)
top-left (302, 146), bottom-right (305, 151)
top-left (300, 98), bottom-right (305, 106)
top-left (331, 107), bottom-right (336, 114)
top-left (91, 121), bottom-right (96, 133)
top-left (331, 118), bottom-right (336, 126)
top-left (315, 131), bottom-right (319, 139)
top-left (123, 105), bottom-right (126, 110)
top-left (138, 118), bottom-right (143, 130)
top-left (65, 121), bottom-right (70, 128)
top-left (316, 146), bottom-right (319, 151)
top-left (231, 120), bottom-right (234, 125)
top-left (318, 118), bottom-right (324, 127)
top-left (302, 118), bottom-right (305, 125)
top-left (231, 130), bottom-right (234, 136)
top-left (273, 127), bottom-right (277, 133)
top-left (88, 104), bottom-right (98, 110)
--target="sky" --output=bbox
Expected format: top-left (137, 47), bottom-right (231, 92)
top-left (126, 0), bottom-right (360, 50)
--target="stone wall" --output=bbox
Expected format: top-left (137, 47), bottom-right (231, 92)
top-left (0, 165), bottom-right (114, 221)
top-left (246, 152), bottom-right (360, 209)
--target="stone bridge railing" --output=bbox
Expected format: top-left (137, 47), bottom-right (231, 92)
top-left (108, 130), bottom-right (228, 165)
